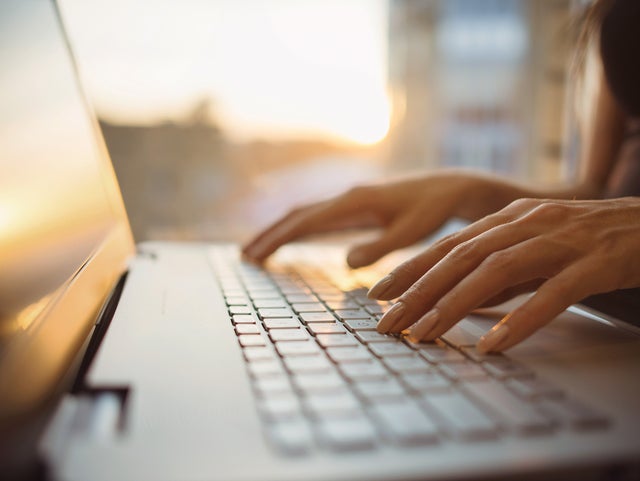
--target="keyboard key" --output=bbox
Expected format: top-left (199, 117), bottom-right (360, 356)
top-left (279, 286), bottom-right (312, 296)
top-left (230, 305), bottom-right (253, 315)
top-left (263, 318), bottom-right (300, 329)
top-left (293, 373), bottom-right (346, 393)
top-left (364, 304), bottom-right (391, 316)
top-left (235, 324), bottom-right (260, 335)
top-left (292, 303), bottom-right (327, 313)
top-left (307, 323), bottom-right (347, 335)
top-left (311, 287), bottom-right (343, 297)
top-left (325, 300), bottom-right (360, 310)
top-left (439, 362), bottom-right (488, 381)
top-left (222, 288), bottom-right (244, 298)
top-left (269, 329), bottom-right (310, 342)
top-left (232, 314), bottom-right (257, 324)
top-left (266, 418), bottom-right (313, 455)
top-left (253, 376), bottom-right (293, 395)
top-left (439, 317), bottom-right (486, 347)
top-left (276, 341), bottom-right (321, 357)
top-left (369, 342), bottom-right (414, 358)
top-left (285, 294), bottom-right (318, 304)
top-left (344, 319), bottom-right (379, 331)
top-left (283, 355), bottom-right (333, 374)
top-left (225, 296), bottom-right (250, 306)
top-left (412, 341), bottom-right (466, 364)
top-left (259, 308), bottom-right (294, 318)
top-left (538, 397), bottom-right (608, 430)
top-left (245, 283), bottom-right (275, 293)
top-left (316, 292), bottom-right (350, 302)
top-left (326, 346), bottom-right (375, 363)
top-left (356, 331), bottom-right (398, 344)
top-left (300, 312), bottom-right (337, 323)
top-left (421, 391), bottom-right (498, 440)
top-left (345, 287), bottom-right (370, 298)
top-left (462, 379), bottom-right (553, 435)
top-left (249, 290), bottom-right (281, 300)
top-left (316, 334), bottom-right (360, 348)
top-left (248, 360), bottom-right (284, 377)
top-left (355, 297), bottom-right (385, 307)
top-left (482, 358), bottom-right (534, 379)
top-left (243, 347), bottom-right (276, 362)
top-left (401, 372), bottom-right (451, 393)
top-left (238, 335), bottom-right (266, 347)
top-left (340, 361), bottom-right (389, 381)
top-left (253, 299), bottom-right (287, 309)
top-left (305, 391), bottom-right (361, 417)
top-left (335, 309), bottom-right (371, 321)
top-left (317, 416), bottom-right (377, 451)
top-left (383, 355), bottom-right (432, 374)
top-left (258, 395), bottom-right (302, 420)
top-left (506, 377), bottom-right (564, 400)
top-left (460, 346), bottom-right (504, 363)
top-left (353, 379), bottom-right (406, 402)
top-left (370, 400), bottom-right (439, 445)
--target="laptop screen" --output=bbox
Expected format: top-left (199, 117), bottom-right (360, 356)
top-left (0, 0), bottom-right (133, 422)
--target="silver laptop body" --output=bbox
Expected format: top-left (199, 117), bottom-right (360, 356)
top-left (1, 2), bottom-right (639, 480)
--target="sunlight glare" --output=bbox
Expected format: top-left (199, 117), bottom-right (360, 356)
top-left (59, 0), bottom-right (390, 146)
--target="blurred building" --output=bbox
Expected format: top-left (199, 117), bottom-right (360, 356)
top-left (387, 0), bottom-right (573, 182)
top-left (100, 102), bottom-right (376, 242)
top-left (100, 103), bottom-right (229, 241)
top-left (98, 0), bottom-right (581, 243)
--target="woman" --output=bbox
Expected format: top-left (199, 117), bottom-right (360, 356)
top-left (243, 0), bottom-right (640, 353)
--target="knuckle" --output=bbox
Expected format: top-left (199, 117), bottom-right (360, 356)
top-left (284, 204), bottom-right (308, 219)
top-left (447, 239), bottom-right (481, 264)
top-left (430, 232), bottom-right (459, 255)
top-left (344, 185), bottom-right (369, 201)
top-left (507, 197), bottom-right (538, 212)
top-left (527, 202), bottom-right (567, 222)
top-left (482, 249), bottom-right (517, 272)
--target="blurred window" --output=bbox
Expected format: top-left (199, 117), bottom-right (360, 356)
top-left (59, 0), bottom-right (574, 242)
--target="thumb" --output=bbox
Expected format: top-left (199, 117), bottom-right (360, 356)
top-left (346, 212), bottom-right (429, 268)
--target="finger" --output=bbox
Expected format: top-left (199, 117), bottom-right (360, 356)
top-left (243, 192), bottom-right (375, 262)
top-left (477, 279), bottom-right (543, 308)
top-left (346, 209), bottom-right (435, 268)
top-left (476, 257), bottom-right (608, 353)
top-left (408, 238), bottom-right (570, 341)
top-left (242, 203), bottom-right (316, 261)
top-left (376, 218), bottom-right (536, 334)
top-left (368, 208), bottom-right (518, 300)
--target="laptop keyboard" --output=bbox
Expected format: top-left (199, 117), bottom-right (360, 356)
top-left (210, 247), bottom-right (608, 455)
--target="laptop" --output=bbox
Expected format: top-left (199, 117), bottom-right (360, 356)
top-left (1, 1), bottom-right (640, 480)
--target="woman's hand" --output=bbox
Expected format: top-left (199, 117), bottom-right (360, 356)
top-left (370, 197), bottom-right (640, 352)
top-left (243, 171), bottom-right (494, 268)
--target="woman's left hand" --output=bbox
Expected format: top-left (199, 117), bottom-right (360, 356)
top-left (369, 197), bottom-right (640, 353)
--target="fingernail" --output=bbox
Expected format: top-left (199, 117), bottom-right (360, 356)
top-left (477, 324), bottom-right (510, 353)
top-left (409, 308), bottom-right (440, 340)
top-left (368, 274), bottom-right (393, 299)
top-left (377, 302), bottom-right (405, 333)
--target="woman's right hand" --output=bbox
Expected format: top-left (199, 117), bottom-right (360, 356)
top-left (242, 171), bottom-right (495, 268)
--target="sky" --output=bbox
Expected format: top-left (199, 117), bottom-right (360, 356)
top-left (58, 0), bottom-right (390, 145)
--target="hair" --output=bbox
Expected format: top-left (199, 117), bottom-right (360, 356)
top-left (571, 0), bottom-right (615, 74)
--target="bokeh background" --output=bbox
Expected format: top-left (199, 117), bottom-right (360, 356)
top-left (58, 0), bottom-right (582, 242)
